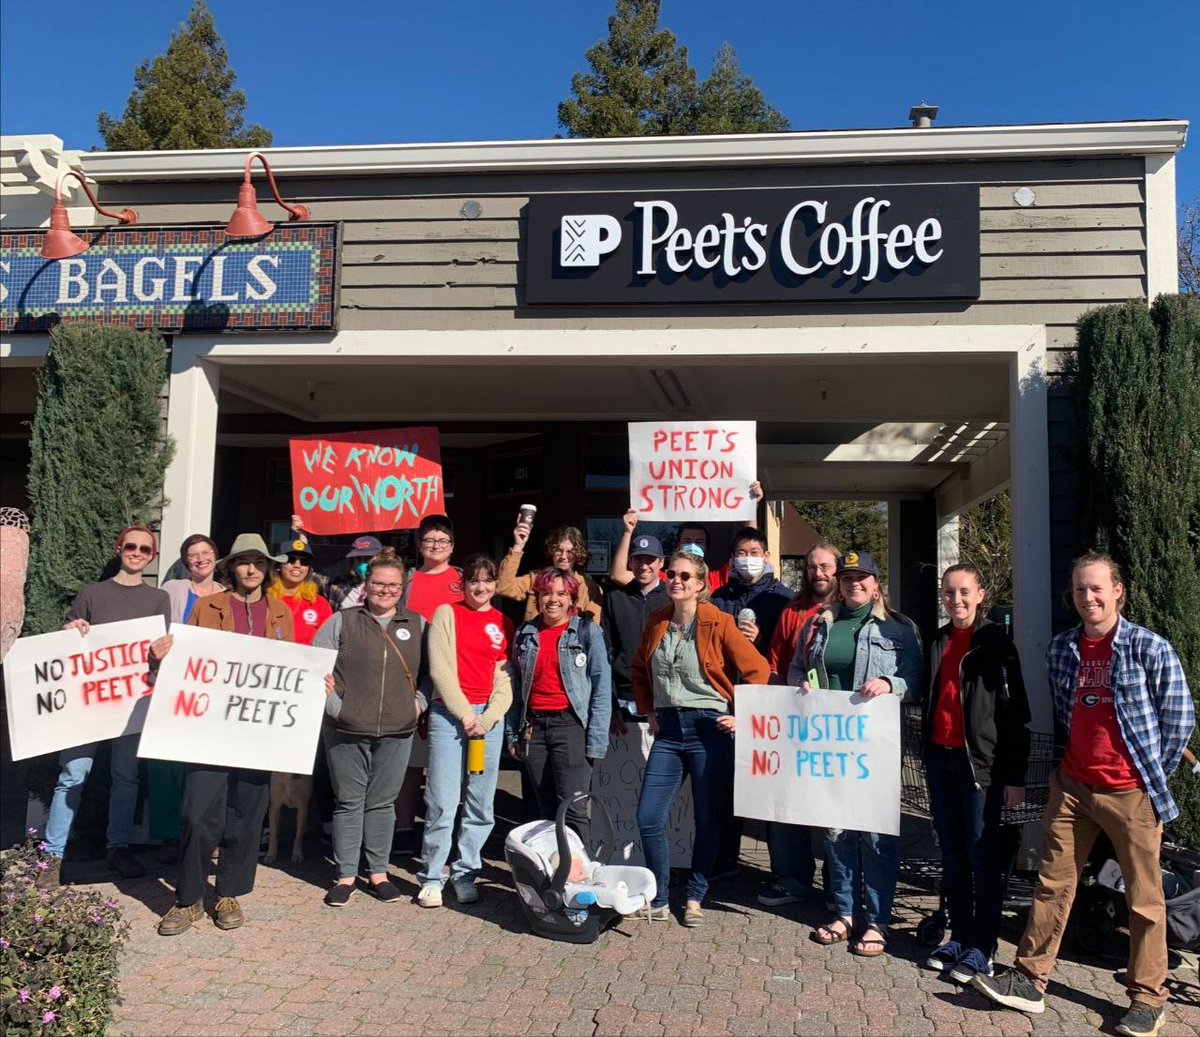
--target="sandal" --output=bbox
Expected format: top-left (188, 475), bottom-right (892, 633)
top-left (850, 926), bottom-right (888, 958)
top-left (811, 917), bottom-right (853, 945)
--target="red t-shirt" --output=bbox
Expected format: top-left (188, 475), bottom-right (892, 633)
top-left (767, 602), bottom-right (822, 681)
top-left (931, 626), bottom-right (973, 749)
top-left (452, 602), bottom-right (513, 705)
top-left (528, 623), bottom-right (570, 712)
top-left (407, 567), bottom-right (464, 622)
top-left (280, 593), bottom-right (333, 647)
top-left (1061, 628), bottom-right (1140, 789)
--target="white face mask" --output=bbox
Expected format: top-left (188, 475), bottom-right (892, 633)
top-left (733, 556), bottom-right (765, 581)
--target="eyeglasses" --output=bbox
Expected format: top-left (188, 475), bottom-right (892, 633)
top-left (121, 543), bottom-right (154, 557)
top-left (284, 554), bottom-right (311, 566)
top-left (420, 537), bottom-right (453, 548)
top-left (368, 581), bottom-right (403, 593)
top-left (664, 570), bottom-right (695, 583)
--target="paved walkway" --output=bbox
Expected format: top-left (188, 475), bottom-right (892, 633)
top-left (62, 820), bottom-right (1198, 1037)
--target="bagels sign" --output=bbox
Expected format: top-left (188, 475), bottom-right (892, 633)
top-left (525, 185), bottom-right (979, 304)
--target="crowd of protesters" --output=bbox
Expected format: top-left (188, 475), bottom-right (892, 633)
top-left (28, 499), bottom-right (1194, 1037)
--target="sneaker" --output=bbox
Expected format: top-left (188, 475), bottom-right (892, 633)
top-left (34, 856), bottom-right (62, 892)
top-left (105, 847), bottom-right (147, 879)
top-left (450, 876), bottom-right (479, 904)
top-left (925, 939), bottom-right (966, 973)
top-left (368, 879), bottom-right (403, 904)
top-left (757, 882), bottom-right (810, 907)
top-left (213, 896), bottom-right (244, 930)
top-left (1116, 1003), bottom-right (1163, 1037)
top-left (323, 883), bottom-right (357, 908)
top-left (157, 900), bottom-right (203, 936)
top-left (972, 969), bottom-right (1045, 1014)
top-left (682, 904), bottom-right (704, 927)
top-left (949, 947), bottom-right (994, 984)
top-left (634, 905), bottom-right (670, 921)
top-left (416, 883), bottom-right (443, 908)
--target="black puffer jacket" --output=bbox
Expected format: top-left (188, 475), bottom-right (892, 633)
top-left (922, 617), bottom-right (1031, 788)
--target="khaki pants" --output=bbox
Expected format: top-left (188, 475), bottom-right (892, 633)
top-left (1016, 769), bottom-right (1168, 1008)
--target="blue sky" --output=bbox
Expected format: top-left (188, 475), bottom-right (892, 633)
top-left (2, 0), bottom-right (1196, 204)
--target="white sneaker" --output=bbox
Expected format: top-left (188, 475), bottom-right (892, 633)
top-left (416, 882), bottom-right (443, 908)
top-left (451, 876), bottom-right (480, 904)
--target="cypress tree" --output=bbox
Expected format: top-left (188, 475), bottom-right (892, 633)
top-left (25, 324), bottom-right (176, 635)
top-left (1075, 293), bottom-right (1200, 846)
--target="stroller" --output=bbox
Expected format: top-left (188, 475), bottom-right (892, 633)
top-left (505, 792), bottom-right (656, 944)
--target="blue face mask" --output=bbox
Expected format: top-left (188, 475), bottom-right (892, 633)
top-left (354, 561), bottom-right (368, 579)
top-left (679, 543), bottom-right (705, 560)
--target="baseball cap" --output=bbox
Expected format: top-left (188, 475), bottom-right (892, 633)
top-left (630, 534), bottom-right (664, 559)
top-left (345, 535), bottom-right (382, 559)
top-left (417, 514), bottom-right (453, 539)
top-left (278, 538), bottom-right (315, 561)
top-left (837, 550), bottom-right (880, 579)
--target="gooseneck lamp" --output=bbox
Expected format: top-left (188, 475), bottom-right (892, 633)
top-left (224, 152), bottom-right (311, 239)
top-left (39, 171), bottom-right (138, 260)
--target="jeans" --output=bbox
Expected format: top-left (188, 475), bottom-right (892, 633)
top-left (324, 727), bottom-right (414, 879)
top-left (768, 822), bottom-right (816, 892)
top-left (926, 745), bottom-right (1004, 953)
top-left (419, 702), bottom-right (503, 886)
top-left (176, 765), bottom-right (270, 904)
top-left (637, 707), bottom-right (732, 907)
top-left (44, 734), bottom-right (141, 858)
top-left (522, 711), bottom-right (593, 847)
top-left (824, 827), bottom-right (899, 928)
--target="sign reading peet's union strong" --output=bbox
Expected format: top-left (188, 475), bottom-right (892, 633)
top-left (0, 223), bottom-right (339, 333)
top-left (525, 185), bottom-right (980, 305)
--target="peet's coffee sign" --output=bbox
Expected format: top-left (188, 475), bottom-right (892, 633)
top-left (525, 186), bottom-right (979, 305)
top-left (0, 223), bottom-right (339, 333)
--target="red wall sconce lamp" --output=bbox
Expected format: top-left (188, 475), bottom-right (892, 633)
top-left (39, 171), bottom-right (138, 260)
top-left (224, 151), bottom-right (310, 239)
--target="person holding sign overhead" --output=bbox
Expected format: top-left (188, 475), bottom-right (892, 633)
top-left (36, 525), bottom-right (172, 892)
top-left (157, 534), bottom-right (297, 936)
top-left (266, 538), bottom-right (333, 646)
top-left (632, 551), bottom-right (770, 926)
top-left (499, 521), bottom-right (603, 624)
top-left (788, 549), bottom-right (922, 959)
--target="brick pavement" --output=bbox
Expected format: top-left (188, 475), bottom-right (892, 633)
top-left (59, 825), bottom-right (1197, 1037)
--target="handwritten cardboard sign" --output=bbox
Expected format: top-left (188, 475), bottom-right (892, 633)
top-left (734, 685), bottom-right (901, 836)
top-left (628, 420), bottom-right (756, 522)
top-left (137, 625), bottom-right (336, 774)
top-left (290, 426), bottom-right (443, 536)
top-left (594, 723), bottom-right (694, 867)
top-left (3, 617), bottom-right (167, 761)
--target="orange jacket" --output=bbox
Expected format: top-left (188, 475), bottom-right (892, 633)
top-left (632, 601), bottom-right (770, 715)
top-left (188, 591), bottom-right (295, 642)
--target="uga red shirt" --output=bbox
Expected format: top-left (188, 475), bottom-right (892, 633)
top-left (407, 567), bottom-right (464, 622)
top-left (528, 622), bottom-right (570, 712)
top-left (452, 602), bottom-right (513, 705)
top-left (280, 594), bottom-right (333, 646)
top-left (1062, 628), bottom-right (1140, 789)
top-left (931, 626), bottom-right (973, 749)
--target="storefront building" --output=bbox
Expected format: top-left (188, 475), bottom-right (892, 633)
top-left (1, 119), bottom-right (1188, 726)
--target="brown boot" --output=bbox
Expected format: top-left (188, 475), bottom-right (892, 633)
top-left (213, 896), bottom-right (244, 930)
top-left (34, 857), bottom-right (62, 892)
top-left (157, 901), bottom-right (204, 936)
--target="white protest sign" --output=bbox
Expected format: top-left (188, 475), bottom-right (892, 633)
top-left (3, 617), bottom-right (167, 761)
top-left (137, 624), bottom-right (335, 774)
top-left (629, 420), bottom-right (757, 522)
top-left (594, 723), bottom-right (694, 867)
top-left (734, 685), bottom-right (902, 837)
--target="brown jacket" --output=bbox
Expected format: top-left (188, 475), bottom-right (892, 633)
top-left (187, 591), bottom-right (295, 642)
top-left (632, 601), bottom-right (770, 715)
top-left (496, 549), bottom-right (603, 625)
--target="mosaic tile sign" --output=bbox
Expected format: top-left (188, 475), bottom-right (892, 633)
top-left (0, 223), bottom-right (339, 333)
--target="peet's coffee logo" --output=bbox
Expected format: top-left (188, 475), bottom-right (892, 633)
top-left (526, 185), bottom-right (979, 305)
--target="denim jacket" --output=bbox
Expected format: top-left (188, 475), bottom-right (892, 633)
top-left (788, 602), bottom-right (924, 699)
top-left (507, 615), bottom-right (612, 760)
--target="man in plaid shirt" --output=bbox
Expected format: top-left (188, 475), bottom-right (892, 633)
top-left (974, 552), bottom-right (1194, 1037)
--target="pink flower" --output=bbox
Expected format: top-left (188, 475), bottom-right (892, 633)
top-left (37, 841), bottom-right (48, 852)
top-left (42, 1011), bottom-right (56, 1024)
top-left (88, 913), bottom-right (101, 924)
top-left (35, 860), bottom-right (49, 871)
top-left (32, 913), bottom-right (42, 924)
top-left (48, 987), bottom-right (61, 1000)
top-left (26, 827), bottom-right (38, 836)
top-left (0, 938), bottom-right (9, 949)
top-left (103, 901), bottom-right (117, 911)
top-left (19, 989), bottom-right (30, 1002)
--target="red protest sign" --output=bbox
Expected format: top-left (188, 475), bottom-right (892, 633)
top-left (289, 426), bottom-right (443, 536)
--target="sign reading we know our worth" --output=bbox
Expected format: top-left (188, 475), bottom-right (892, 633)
top-left (0, 223), bottom-right (338, 333)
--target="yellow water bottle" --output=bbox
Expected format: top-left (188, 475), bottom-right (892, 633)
top-left (466, 736), bottom-right (486, 775)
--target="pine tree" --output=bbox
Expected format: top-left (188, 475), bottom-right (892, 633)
top-left (695, 43), bottom-right (788, 135)
top-left (558, 0), bottom-right (699, 137)
top-left (1074, 293), bottom-right (1200, 847)
top-left (97, 0), bottom-right (272, 151)
top-left (790, 500), bottom-right (889, 582)
top-left (25, 324), bottom-right (176, 635)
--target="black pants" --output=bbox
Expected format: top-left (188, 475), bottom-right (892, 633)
top-left (176, 764), bottom-right (270, 905)
top-left (522, 711), bottom-right (592, 847)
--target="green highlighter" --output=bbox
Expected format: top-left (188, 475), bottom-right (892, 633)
top-left (806, 669), bottom-right (820, 689)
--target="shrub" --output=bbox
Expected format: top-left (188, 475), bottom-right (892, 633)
top-left (0, 832), bottom-right (130, 1036)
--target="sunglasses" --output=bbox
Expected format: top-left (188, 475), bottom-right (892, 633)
top-left (121, 543), bottom-right (154, 557)
top-left (284, 554), bottom-right (312, 565)
top-left (664, 570), bottom-right (695, 583)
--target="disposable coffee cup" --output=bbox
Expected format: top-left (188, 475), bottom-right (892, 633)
top-left (467, 737), bottom-right (486, 775)
top-left (517, 504), bottom-right (537, 528)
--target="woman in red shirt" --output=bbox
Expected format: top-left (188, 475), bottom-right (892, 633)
top-left (266, 538), bottom-right (333, 646)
